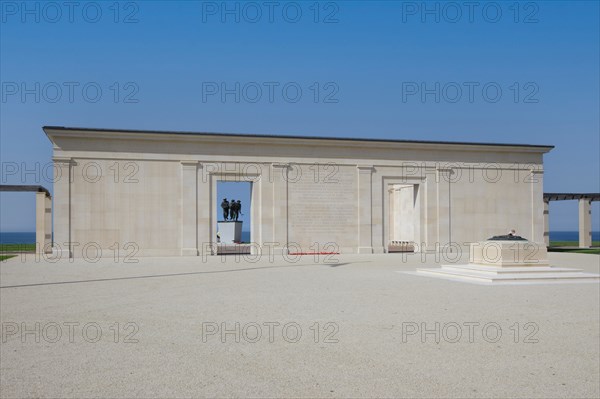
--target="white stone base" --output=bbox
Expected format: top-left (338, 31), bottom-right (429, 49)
top-left (413, 264), bottom-right (600, 285)
top-left (217, 221), bottom-right (243, 244)
top-left (411, 239), bottom-right (598, 285)
top-left (470, 240), bottom-right (548, 266)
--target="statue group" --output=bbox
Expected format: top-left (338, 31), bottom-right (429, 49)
top-left (488, 229), bottom-right (527, 241)
top-left (221, 198), bottom-right (242, 221)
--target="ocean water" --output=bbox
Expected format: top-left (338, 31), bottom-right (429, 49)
top-left (241, 231), bottom-right (251, 243)
top-left (550, 231), bottom-right (599, 242)
top-left (0, 232), bottom-right (36, 244)
top-left (1, 231), bottom-right (596, 244)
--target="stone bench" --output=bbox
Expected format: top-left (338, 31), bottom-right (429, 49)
top-left (388, 241), bottom-right (415, 253)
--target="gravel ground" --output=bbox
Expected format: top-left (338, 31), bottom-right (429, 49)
top-left (1, 252), bottom-right (598, 398)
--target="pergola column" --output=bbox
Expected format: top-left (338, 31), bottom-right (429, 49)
top-left (578, 199), bottom-right (592, 248)
top-left (543, 200), bottom-right (550, 247)
top-left (52, 157), bottom-right (74, 258)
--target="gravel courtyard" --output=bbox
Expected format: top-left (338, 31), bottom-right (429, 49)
top-left (1, 252), bottom-right (598, 398)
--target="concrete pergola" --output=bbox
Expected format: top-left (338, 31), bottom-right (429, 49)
top-left (543, 193), bottom-right (599, 248)
top-left (0, 185), bottom-right (52, 254)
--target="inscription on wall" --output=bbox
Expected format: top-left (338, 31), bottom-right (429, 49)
top-left (288, 164), bottom-right (357, 250)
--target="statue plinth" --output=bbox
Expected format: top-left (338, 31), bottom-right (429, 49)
top-left (217, 221), bottom-right (243, 244)
top-left (470, 240), bottom-right (548, 267)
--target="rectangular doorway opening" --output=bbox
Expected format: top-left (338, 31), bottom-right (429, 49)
top-left (216, 181), bottom-right (252, 254)
top-left (388, 183), bottom-right (419, 253)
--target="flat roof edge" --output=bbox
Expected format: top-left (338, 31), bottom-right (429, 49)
top-left (42, 126), bottom-right (555, 150)
top-left (0, 185), bottom-right (51, 197)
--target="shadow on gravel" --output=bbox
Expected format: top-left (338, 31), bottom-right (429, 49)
top-left (0, 261), bottom-right (366, 289)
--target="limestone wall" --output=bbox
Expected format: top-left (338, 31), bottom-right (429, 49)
top-left (287, 164), bottom-right (358, 253)
top-left (44, 127), bottom-right (550, 257)
top-left (56, 159), bottom-right (182, 258)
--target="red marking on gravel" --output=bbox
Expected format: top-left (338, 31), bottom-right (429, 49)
top-left (288, 252), bottom-right (340, 255)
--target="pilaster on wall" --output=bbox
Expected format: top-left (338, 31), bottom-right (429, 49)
top-left (530, 169), bottom-right (545, 245)
top-left (181, 161), bottom-right (199, 256)
top-left (250, 176), bottom-right (262, 254)
top-left (259, 166), bottom-right (274, 246)
top-left (436, 168), bottom-right (453, 248)
top-left (370, 170), bottom-right (385, 254)
top-left (388, 187), bottom-right (395, 241)
top-left (271, 163), bottom-right (289, 252)
top-left (52, 157), bottom-right (74, 258)
top-left (357, 165), bottom-right (373, 254)
top-left (44, 194), bottom-right (52, 253)
top-left (197, 163), bottom-right (213, 255)
top-left (35, 192), bottom-right (52, 255)
top-left (423, 167), bottom-right (438, 252)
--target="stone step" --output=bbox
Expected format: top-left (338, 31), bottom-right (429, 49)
top-left (217, 244), bottom-right (251, 255)
top-left (414, 266), bottom-right (600, 285)
top-left (440, 264), bottom-right (582, 275)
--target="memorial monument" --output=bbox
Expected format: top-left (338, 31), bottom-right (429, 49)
top-left (43, 126), bottom-right (554, 258)
top-left (416, 233), bottom-right (598, 284)
top-left (217, 199), bottom-right (243, 244)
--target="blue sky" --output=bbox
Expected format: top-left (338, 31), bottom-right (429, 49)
top-left (1, 0), bottom-right (598, 232)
